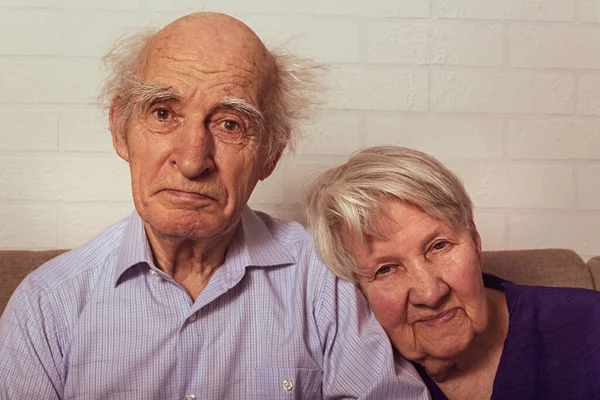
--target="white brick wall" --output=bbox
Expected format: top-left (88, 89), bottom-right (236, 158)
top-left (1, 0), bottom-right (599, 261)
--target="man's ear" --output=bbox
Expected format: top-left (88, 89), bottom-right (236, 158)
top-left (109, 97), bottom-right (130, 162)
top-left (469, 219), bottom-right (484, 267)
top-left (259, 149), bottom-right (284, 181)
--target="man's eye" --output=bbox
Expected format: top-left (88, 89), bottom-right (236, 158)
top-left (152, 108), bottom-right (171, 121)
top-left (220, 119), bottom-right (241, 131)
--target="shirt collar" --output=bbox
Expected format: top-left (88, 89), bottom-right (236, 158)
top-left (225, 206), bottom-right (295, 270)
top-left (113, 211), bottom-right (155, 284)
top-left (113, 206), bottom-right (295, 285)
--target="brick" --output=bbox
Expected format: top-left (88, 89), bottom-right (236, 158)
top-left (449, 163), bottom-right (574, 209)
top-left (0, 205), bottom-right (57, 249)
top-left (508, 213), bottom-right (600, 255)
top-left (509, 119), bottom-right (600, 159)
top-left (0, 107), bottom-right (59, 151)
top-left (364, 23), bottom-right (430, 65)
top-left (432, 24), bottom-right (503, 67)
top-left (63, 12), bottom-right (159, 58)
top-left (61, 107), bottom-right (112, 152)
top-left (241, 15), bottom-right (359, 63)
top-left (326, 68), bottom-right (429, 111)
top-left (296, 110), bottom-right (361, 155)
top-left (580, 75), bottom-right (600, 116)
top-left (510, 27), bottom-right (600, 69)
top-left (474, 211), bottom-right (506, 250)
top-left (0, 157), bottom-right (132, 202)
top-left (63, 0), bottom-right (140, 10)
top-left (281, 158), bottom-right (346, 205)
top-left (0, 58), bottom-right (104, 104)
top-left (581, 0), bottom-right (600, 22)
top-left (365, 115), bottom-right (503, 159)
top-left (57, 202), bottom-right (133, 248)
top-left (432, 71), bottom-right (573, 114)
top-left (141, 0), bottom-right (287, 13)
top-left (438, 0), bottom-right (574, 21)
top-left (0, 11), bottom-right (62, 55)
top-left (294, 0), bottom-right (429, 18)
top-left (0, 0), bottom-right (139, 9)
top-left (248, 160), bottom-right (285, 204)
top-left (578, 165), bottom-right (600, 210)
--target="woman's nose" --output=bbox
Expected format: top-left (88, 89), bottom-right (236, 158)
top-left (407, 264), bottom-right (450, 309)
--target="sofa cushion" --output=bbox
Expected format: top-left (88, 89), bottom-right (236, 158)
top-left (0, 250), bottom-right (67, 316)
top-left (587, 257), bottom-right (600, 289)
top-left (483, 248), bottom-right (594, 290)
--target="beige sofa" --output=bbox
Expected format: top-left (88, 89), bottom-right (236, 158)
top-left (1, 248), bottom-right (599, 315)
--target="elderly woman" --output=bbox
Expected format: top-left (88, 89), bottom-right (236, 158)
top-left (305, 146), bottom-right (600, 400)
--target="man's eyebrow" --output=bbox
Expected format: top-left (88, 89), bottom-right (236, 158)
top-left (131, 82), bottom-right (181, 111)
top-left (218, 97), bottom-right (266, 134)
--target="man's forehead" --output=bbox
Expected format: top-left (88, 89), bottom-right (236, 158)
top-left (140, 13), bottom-right (273, 79)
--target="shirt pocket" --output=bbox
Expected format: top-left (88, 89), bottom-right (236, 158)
top-left (246, 367), bottom-right (323, 399)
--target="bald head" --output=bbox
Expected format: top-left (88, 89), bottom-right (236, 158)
top-left (103, 12), bottom-right (320, 164)
top-left (155, 12), bottom-right (269, 56)
top-left (138, 13), bottom-right (274, 107)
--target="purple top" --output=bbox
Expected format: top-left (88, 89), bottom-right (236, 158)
top-left (414, 273), bottom-right (600, 400)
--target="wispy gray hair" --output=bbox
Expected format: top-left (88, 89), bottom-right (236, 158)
top-left (305, 146), bottom-right (474, 283)
top-left (101, 30), bottom-right (323, 165)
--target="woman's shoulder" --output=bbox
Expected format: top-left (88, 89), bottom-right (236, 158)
top-left (506, 277), bottom-right (600, 317)
top-left (484, 272), bottom-right (600, 316)
top-left (492, 276), bottom-right (600, 399)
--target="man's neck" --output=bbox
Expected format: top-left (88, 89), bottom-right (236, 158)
top-left (144, 223), bottom-right (239, 301)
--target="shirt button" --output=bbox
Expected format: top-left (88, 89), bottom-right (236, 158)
top-left (282, 379), bottom-right (293, 391)
top-left (184, 395), bottom-right (196, 400)
top-left (149, 269), bottom-right (159, 276)
top-left (187, 313), bottom-right (197, 322)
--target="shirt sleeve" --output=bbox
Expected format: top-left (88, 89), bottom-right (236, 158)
top-left (312, 259), bottom-right (430, 400)
top-left (0, 281), bottom-right (64, 399)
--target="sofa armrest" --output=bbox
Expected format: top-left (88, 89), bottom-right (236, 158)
top-left (587, 257), bottom-right (600, 290)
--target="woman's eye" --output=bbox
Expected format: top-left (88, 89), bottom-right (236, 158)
top-left (433, 241), bottom-right (447, 250)
top-left (375, 265), bottom-right (393, 276)
top-left (431, 241), bottom-right (450, 252)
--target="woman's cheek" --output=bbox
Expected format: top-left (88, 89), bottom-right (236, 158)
top-left (367, 285), bottom-right (407, 328)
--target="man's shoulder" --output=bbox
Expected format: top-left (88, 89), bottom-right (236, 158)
top-left (252, 209), bottom-right (311, 245)
top-left (23, 216), bottom-right (130, 292)
top-left (247, 208), bottom-right (334, 282)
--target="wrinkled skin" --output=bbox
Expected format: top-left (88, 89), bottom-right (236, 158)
top-left (110, 13), bottom-right (279, 297)
top-left (350, 200), bottom-right (490, 379)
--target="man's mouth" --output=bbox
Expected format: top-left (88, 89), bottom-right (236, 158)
top-left (161, 189), bottom-right (214, 201)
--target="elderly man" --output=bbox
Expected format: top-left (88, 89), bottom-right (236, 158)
top-left (0, 12), bottom-right (427, 400)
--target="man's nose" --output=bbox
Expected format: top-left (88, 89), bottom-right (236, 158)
top-left (171, 123), bottom-right (215, 179)
top-left (407, 261), bottom-right (450, 309)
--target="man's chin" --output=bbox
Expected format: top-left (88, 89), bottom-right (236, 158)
top-left (141, 209), bottom-right (225, 240)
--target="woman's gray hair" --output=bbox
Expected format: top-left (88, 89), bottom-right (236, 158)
top-left (101, 32), bottom-right (322, 165)
top-left (305, 146), bottom-right (474, 283)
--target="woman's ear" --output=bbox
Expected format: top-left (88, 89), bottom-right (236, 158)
top-left (109, 97), bottom-right (129, 162)
top-left (469, 220), bottom-right (484, 267)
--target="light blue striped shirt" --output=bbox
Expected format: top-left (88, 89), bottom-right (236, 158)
top-left (0, 207), bottom-right (428, 399)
